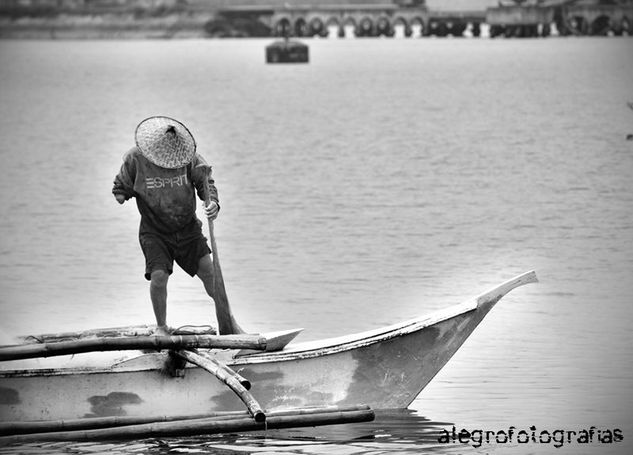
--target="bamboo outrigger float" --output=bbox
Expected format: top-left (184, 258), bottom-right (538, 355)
top-left (0, 270), bottom-right (537, 443)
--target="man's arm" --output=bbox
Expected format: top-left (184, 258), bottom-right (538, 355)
top-left (192, 155), bottom-right (220, 219)
top-left (112, 150), bottom-right (137, 203)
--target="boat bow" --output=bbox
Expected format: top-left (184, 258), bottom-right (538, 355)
top-left (233, 270), bottom-right (538, 364)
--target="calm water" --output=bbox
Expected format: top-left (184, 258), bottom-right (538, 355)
top-left (0, 37), bottom-right (632, 454)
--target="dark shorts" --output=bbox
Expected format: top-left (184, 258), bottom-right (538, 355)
top-left (139, 221), bottom-right (211, 281)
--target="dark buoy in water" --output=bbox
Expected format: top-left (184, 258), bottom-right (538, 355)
top-left (266, 37), bottom-right (308, 64)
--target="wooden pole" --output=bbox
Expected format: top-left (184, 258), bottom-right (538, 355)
top-left (17, 324), bottom-right (217, 345)
top-left (199, 164), bottom-right (244, 335)
top-left (0, 410), bottom-right (249, 436)
top-left (0, 334), bottom-right (266, 362)
top-left (17, 325), bottom-right (157, 344)
top-left (215, 360), bottom-right (251, 390)
top-left (0, 405), bottom-right (372, 436)
top-left (0, 406), bottom-right (375, 443)
top-left (176, 349), bottom-right (265, 422)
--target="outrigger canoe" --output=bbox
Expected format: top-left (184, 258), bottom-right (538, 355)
top-left (0, 271), bottom-right (537, 441)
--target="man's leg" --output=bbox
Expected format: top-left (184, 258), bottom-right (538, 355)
top-left (196, 254), bottom-right (245, 335)
top-left (150, 269), bottom-right (170, 332)
top-left (140, 232), bottom-right (174, 335)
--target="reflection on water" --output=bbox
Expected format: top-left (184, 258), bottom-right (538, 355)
top-left (0, 410), bottom-right (460, 455)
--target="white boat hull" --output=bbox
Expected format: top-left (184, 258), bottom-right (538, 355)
top-left (0, 271), bottom-right (537, 423)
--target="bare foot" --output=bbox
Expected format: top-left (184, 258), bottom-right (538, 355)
top-left (154, 325), bottom-right (172, 337)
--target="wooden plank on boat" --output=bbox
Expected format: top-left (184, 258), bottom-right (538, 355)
top-left (176, 350), bottom-right (265, 422)
top-left (239, 328), bottom-right (304, 356)
top-left (0, 334), bottom-right (267, 362)
top-left (0, 406), bottom-right (374, 443)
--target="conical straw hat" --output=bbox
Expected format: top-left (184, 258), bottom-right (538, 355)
top-left (135, 116), bottom-right (196, 169)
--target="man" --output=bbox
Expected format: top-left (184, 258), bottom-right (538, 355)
top-left (112, 116), bottom-right (243, 335)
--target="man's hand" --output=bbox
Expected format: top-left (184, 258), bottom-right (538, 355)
top-left (204, 201), bottom-right (219, 220)
top-left (115, 194), bottom-right (126, 204)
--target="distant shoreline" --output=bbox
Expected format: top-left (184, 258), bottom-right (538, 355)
top-left (2, 8), bottom-right (632, 40)
top-left (0, 14), bottom-right (213, 40)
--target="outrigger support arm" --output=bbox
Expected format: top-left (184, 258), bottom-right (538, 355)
top-left (175, 350), bottom-right (265, 422)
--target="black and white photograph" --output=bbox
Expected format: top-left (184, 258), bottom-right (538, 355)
top-left (0, 0), bottom-right (631, 453)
